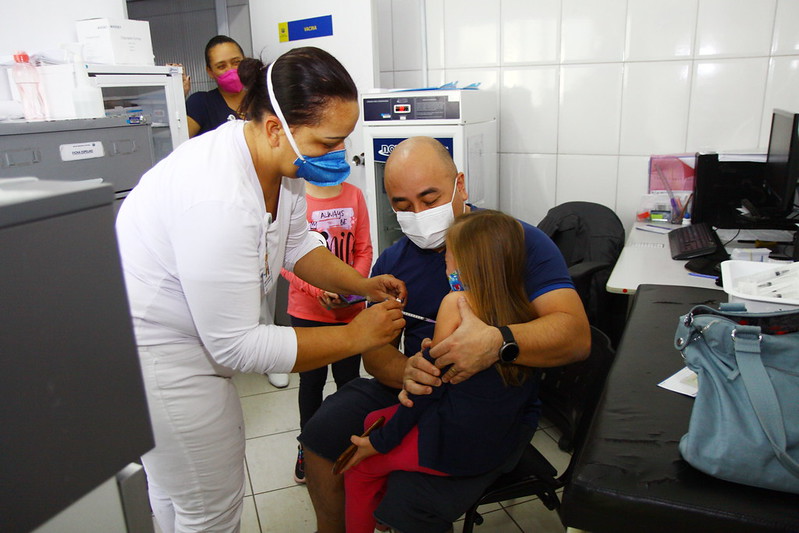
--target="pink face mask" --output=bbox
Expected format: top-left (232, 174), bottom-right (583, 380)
top-left (216, 69), bottom-right (243, 93)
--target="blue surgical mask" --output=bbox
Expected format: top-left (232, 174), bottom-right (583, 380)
top-left (266, 62), bottom-right (351, 187)
top-left (448, 270), bottom-right (467, 292)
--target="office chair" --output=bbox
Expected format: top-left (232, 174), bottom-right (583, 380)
top-left (537, 202), bottom-right (625, 451)
top-left (537, 201), bottom-right (625, 346)
top-left (460, 326), bottom-right (616, 533)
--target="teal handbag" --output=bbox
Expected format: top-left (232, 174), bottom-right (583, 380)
top-left (674, 303), bottom-right (799, 494)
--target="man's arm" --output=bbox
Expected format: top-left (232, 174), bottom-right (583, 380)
top-left (406, 288), bottom-right (590, 392)
top-left (362, 338), bottom-right (406, 390)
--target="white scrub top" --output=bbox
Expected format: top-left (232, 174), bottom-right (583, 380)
top-left (116, 120), bottom-right (322, 373)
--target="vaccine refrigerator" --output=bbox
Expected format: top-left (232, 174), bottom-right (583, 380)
top-left (361, 90), bottom-right (498, 254)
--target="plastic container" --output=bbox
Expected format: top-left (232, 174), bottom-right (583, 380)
top-left (721, 260), bottom-right (799, 312)
top-left (63, 43), bottom-right (105, 119)
top-left (11, 52), bottom-right (47, 120)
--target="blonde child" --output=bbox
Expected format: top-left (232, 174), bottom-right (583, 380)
top-left (340, 209), bottom-right (538, 533)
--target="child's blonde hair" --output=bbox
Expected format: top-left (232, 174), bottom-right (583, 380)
top-left (446, 210), bottom-right (536, 386)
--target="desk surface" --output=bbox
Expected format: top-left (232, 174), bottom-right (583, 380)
top-left (561, 285), bottom-right (799, 533)
top-left (607, 222), bottom-right (720, 294)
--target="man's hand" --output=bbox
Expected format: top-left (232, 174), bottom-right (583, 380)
top-left (428, 296), bottom-right (502, 384)
top-left (398, 348), bottom-right (441, 407)
top-left (361, 274), bottom-right (407, 303)
top-left (338, 435), bottom-right (379, 474)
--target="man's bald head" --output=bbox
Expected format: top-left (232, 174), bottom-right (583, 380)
top-left (384, 137), bottom-right (458, 189)
top-left (382, 136), bottom-right (468, 216)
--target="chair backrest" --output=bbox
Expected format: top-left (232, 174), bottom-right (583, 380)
top-left (537, 201), bottom-right (626, 346)
top-left (538, 324), bottom-right (617, 452)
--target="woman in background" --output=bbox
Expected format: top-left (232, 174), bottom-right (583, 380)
top-left (185, 35), bottom-right (246, 138)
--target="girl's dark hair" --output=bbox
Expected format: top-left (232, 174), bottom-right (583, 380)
top-left (237, 47), bottom-right (357, 125)
top-left (204, 35), bottom-right (244, 68)
top-left (447, 210), bottom-right (536, 386)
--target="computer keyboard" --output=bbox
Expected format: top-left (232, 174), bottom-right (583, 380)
top-left (668, 222), bottom-right (724, 260)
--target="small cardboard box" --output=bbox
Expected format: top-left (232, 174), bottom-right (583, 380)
top-left (75, 18), bottom-right (155, 66)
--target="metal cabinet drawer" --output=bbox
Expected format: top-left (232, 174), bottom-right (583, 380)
top-left (0, 117), bottom-right (154, 193)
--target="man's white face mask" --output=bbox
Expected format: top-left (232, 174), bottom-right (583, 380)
top-left (394, 176), bottom-right (463, 249)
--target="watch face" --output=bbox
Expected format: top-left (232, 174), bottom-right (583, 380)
top-left (500, 342), bottom-right (520, 363)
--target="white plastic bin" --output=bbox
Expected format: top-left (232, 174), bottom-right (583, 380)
top-left (721, 260), bottom-right (799, 312)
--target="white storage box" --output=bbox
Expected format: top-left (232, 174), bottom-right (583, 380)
top-left (721, 260), bottom-right (799, 312)
top-left (75, 18), bottom-right (154, 66)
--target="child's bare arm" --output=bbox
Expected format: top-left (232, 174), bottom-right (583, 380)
top-left (431, 291), bottom-right (467, 346)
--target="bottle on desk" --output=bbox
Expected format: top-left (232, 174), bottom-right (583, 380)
top-left (11, 51), bottom-right (47, 121)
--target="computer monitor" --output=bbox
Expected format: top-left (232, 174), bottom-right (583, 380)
top-left (764, 109), bottom-right (799, 217)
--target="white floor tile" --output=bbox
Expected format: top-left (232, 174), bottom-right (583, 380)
top-left (504, 498), bottom-right (566, 533)
top-left (241, 495), bottom-right (261, 533)
top-left (241, 388), bottom-right (300, 439)
top-left (253, 485), bottom-right (316, 533)
top-left (246, 430), bottom-right (303, 494)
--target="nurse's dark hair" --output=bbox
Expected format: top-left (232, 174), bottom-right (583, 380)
top-left (237, 47), bottom-right (357, 125)
top-left (204, 35), bottom-right (244, 68)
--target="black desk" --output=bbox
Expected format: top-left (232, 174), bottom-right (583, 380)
top-left (561, 284), bottom-right (799, 532)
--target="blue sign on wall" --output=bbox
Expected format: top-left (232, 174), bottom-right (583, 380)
top-left (372, 137), bottom-right (454, 163)
top-left (279, 15), bottom-right (333, 42)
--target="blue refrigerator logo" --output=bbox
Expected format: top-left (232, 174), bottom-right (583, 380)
top-left (372, 138), bottom-right (454, 163)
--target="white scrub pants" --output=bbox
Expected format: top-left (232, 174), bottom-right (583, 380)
top-left (138, 343), bottom-right (245, 533)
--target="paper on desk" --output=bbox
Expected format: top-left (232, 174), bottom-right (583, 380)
top-left (658, 367), bottom-right (698, 397)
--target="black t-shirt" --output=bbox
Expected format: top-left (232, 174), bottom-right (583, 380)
top-left (185, 88), bottom-right (239, 136)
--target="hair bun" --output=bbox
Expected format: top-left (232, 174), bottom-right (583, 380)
top-left (237, 57), bottom-right (264, 91)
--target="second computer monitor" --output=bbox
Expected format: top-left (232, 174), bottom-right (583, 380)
top-left (764, 109), bottom-right (799, 217)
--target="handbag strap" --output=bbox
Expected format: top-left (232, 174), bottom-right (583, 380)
top-left (732, 325), bottom-right (799, 477)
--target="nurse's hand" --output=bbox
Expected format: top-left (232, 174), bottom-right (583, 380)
top-left (347, 299), bottom-right (405, 353)
top-left (361, 274), bottom-right (407, 303)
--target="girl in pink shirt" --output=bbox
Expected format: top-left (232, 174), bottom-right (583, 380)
top-left (281, 180), bottom-right (373, 483)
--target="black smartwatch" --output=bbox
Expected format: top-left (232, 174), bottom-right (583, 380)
top-left (498, 326), bottom-right (520, 363)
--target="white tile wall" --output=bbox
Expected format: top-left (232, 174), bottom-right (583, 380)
top-left (378, 0), bottom-right (799, 225)
top-left (442, 0), bottom-right (500, 68)
top-left (772, 1), bottom-right (799, 55)
top-left (762, 57), bottom-right (799, 146)
top-left (501, 66), bottom-right (559, 153)
top-left (561, 0), bottom-right (627, 63)
top-left (501, 0), bottom-right (560, 64)
top-left (391, 0), bottom-right (423, 71)
top-left (624, 0), bottom-right (697, 61)
top-left (686, 58), bottom-right (769, 151)
top-left (620, 62), bottom-right (691, 155)
top-left (556, 155), bottom-right (619, 207)
top-left (695, 0), bottom-right (776, 58)
top-left (500, 153), bottom-right (557, 225)
top-left (558, 64), bottom-right (624, 155)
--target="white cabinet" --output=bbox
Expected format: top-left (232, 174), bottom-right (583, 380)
top-left (89, 64), bottom-right (188, 162)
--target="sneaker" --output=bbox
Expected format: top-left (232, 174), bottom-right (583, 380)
top-left (267, 373), bottom-right (290, 388)
top-left (294, 445), bottom-right (306, 484)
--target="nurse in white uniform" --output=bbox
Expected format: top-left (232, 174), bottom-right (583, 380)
top-left (115, 46), bottom-right (406, 533)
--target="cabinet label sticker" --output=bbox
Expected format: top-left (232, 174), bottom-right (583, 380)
top-left (59, 142), bottom-right (105, 162)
